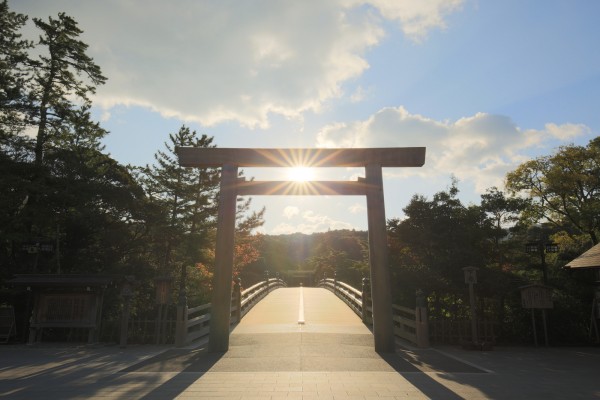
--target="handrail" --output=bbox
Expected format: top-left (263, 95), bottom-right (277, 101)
top-left (318, 278), bottom-right (366, 321)
top-left (179, 277), bottom-right (287, 346)
top-left (318, 278), bottom-right (429, 347)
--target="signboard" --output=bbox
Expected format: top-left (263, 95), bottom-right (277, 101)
top-left (35, 293), bottom-right (96, 325)
top-left (462, 267), bottom-right (478, 284)
top-left (521, 285), bottom-right (553, 309)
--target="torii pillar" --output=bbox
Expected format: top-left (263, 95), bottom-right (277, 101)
top-left (177, 147), bottom-right (426, 353)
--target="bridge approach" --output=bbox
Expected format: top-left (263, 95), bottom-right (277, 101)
top-left (1, 286), bottom-right (600, 399)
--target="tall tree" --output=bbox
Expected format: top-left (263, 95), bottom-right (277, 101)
top-left (0, 0), bottom-right (31, 139)
top-left (480, 186), bottom-right (529, 265)
top-left (143, 126), bottom-right (220, 274)
top-left (28, 12), bottom-right (106, 166)
top-left (506, 137), bottom-right (600, 245)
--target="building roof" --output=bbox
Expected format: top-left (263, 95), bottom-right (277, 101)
top-left (564, 243), bottom-right (600, 269)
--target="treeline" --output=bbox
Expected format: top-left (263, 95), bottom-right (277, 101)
top-left (239, 230), bottom-right (369, 286)
top-left (0, 2), bottom-right (264, 312)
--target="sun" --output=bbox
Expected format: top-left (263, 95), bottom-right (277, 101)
top-left (287, 166), bottom-right (316, 182)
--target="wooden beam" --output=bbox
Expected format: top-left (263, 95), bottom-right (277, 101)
top-left (177, 147), bottom-right (425, 168)
top-left (236, 180), bottom-right (369, 196)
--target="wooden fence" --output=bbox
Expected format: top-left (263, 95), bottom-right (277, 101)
top-left (429, 318), bottom-right (498, 345)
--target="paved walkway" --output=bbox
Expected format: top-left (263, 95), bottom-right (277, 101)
top-left (1, 287), bottom-right (599, 399)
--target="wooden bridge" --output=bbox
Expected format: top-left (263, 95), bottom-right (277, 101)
top-left (175, 279), bottom-right (430, 350)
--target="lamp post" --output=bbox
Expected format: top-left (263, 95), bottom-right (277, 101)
top-left (526, 241), bottom-right (559, 285)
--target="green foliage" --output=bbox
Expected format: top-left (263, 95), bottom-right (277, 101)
top-left (27, 12), bottom-right (107, 166)
top-left (0, 0), bottom-right (31, 137)
top-left (506, 137), bottom-right (600, 245)
top-left (241, 230), bottom-right (368, 287)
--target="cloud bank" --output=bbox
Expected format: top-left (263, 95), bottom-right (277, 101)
top-left (316, 106), bottom-right (592, 192)
top-left (14, 0), bottom-right (464, 128)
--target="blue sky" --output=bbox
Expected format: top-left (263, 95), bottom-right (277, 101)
top-left (11, 0), bottom-right (600, 234)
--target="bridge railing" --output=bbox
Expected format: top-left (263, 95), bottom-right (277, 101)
top-left (318, 278), bottom-right (429, 348)
top-left (318, 278), bottom-right (372, 324)
top-left (176, 277), bottom-right (287, 347)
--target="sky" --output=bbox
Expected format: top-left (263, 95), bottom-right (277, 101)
top-left (10, 0), bottom-right (600, 235)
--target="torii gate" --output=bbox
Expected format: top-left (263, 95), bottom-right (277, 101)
top-left (177, 147), bottom-right (426, 353)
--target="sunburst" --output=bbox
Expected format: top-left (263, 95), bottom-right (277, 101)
top-left (287, 166), bottom-right (316, 182)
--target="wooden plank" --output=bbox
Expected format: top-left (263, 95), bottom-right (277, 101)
top-left (188, 303), bottom-right (211, 314)
top-left (177, 147), bottom-right (426, 168)
top-left (393, 315), bottom-right (417, 329)
top-left (187, 313), bottom-right (210, 328)
top-left (392, 305), bottom-right (415, 315)
top-left (187, 326), bottom-right (210, 343)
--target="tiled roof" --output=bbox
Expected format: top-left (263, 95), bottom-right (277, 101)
top-left (565, 243), bottom-right (600, 269)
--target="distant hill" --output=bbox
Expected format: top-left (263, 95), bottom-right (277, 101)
top-left (239, 229), bottom-right (368, 286)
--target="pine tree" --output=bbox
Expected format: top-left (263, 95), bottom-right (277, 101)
top-left (0, 0), bottom-right (32, 139)
top-left (143, 126), bottom-right (220, 273)
top-left (28, 12), bottom-right (106, 166)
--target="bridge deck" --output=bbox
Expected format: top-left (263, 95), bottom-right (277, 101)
top-left (234, 287), bottom-right (371, 335)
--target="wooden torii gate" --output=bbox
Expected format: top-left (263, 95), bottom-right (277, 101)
top-left (177, 147), bottom-right (426, 353)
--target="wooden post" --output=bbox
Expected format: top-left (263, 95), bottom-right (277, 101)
top-left (468, 282), bottom-right (478, 344)
top-left (415, 289), bottom-right (430, 348)
top-left (365, 164), bottom-right (395, 353)
top-left (234, 278), bottom-right (242, 323)
top-left (361, 277), bottom-right (371, 324)
top-left (119, 295), bottom-right (131, 348)
top-left (209, 164), bottom-right (238, 352)
top-left (175, 266), bottom-right (188, 347)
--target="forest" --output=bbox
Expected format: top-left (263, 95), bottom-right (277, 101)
top-left (1, 2), bottom-right (599, 345)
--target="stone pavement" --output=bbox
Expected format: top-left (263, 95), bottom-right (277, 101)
top-left (1, 287), bottom-right (599, 399)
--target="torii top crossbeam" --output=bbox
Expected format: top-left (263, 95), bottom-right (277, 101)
top-left (176, 147), bottom-right (426, 168)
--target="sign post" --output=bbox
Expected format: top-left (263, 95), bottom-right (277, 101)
top-left (520, 283), bottom-right (553, 346)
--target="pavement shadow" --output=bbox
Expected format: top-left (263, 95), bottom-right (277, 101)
top-left (121, 347), bottom-right (223, 373)
top-left (378, 347), bottom-right (487, 400)
top-left (121, 347), bottom-right (225, 400)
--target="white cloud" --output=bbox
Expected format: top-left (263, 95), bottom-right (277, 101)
top-left (13, 0), bottom-right (463, 129)
top-left (349, 203), bottom-right (366, 214)
top-left (271, 209), bottom-right (354, 234)
top-left (345, 0), bottom-right (465, 41)
top-left (543, 123), bottom-right (590, 141)
top-left (316, 106), bottom-right (594, 194)
top-left (283, 206), bottom-right (300, 219)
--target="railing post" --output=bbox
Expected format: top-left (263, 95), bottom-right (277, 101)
top-left (415, 289), bottom-right (430, 348)
top-left (333, 271), bottom-right (337, 295)
top-left (234, 277), bottom-right (242, 323)
top-left (361, 277), bottom-right (372, 324)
